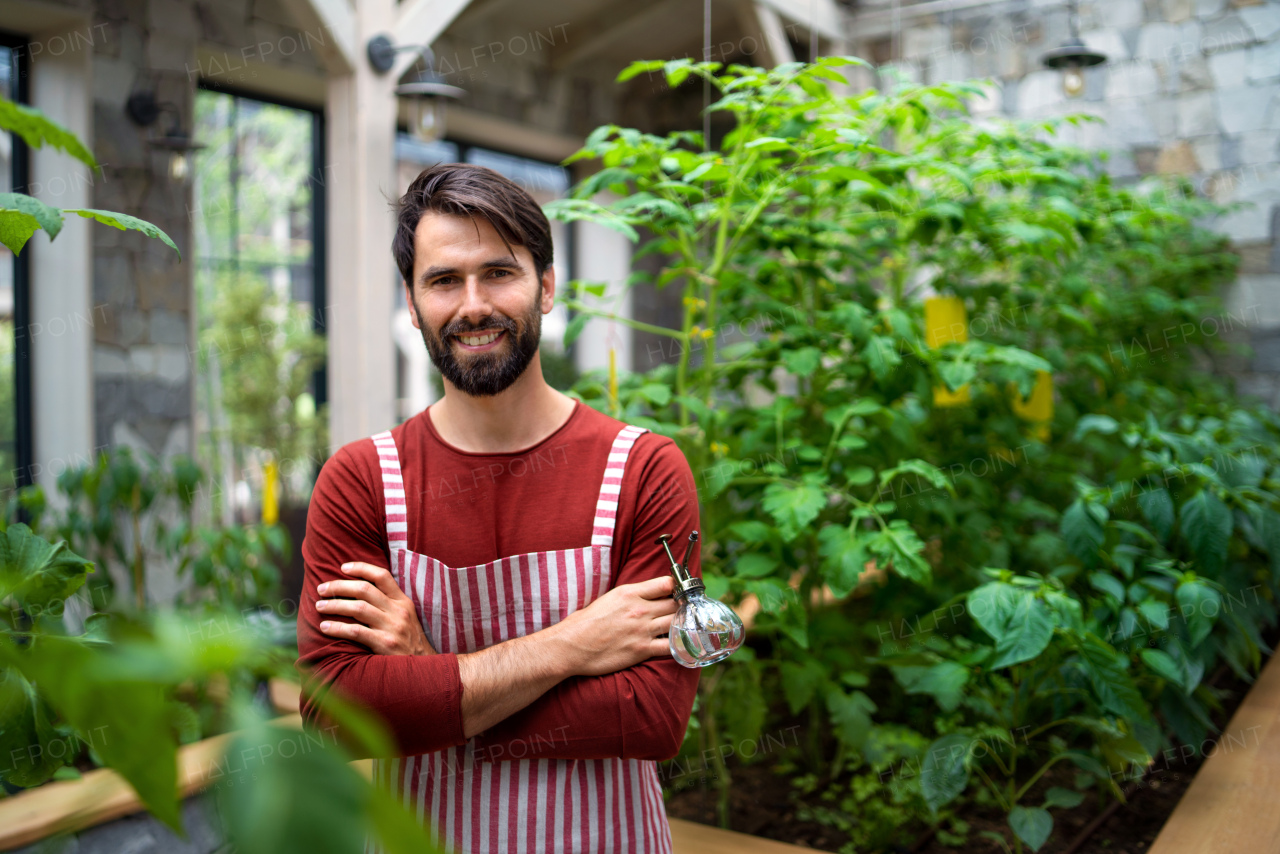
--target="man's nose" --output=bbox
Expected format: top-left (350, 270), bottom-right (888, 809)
top-left (457, 275), bottom-right (495, 326)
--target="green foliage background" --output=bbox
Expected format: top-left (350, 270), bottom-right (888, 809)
top-left (554, 57), bottom-right (1280, 852)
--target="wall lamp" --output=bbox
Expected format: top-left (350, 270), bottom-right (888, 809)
top-left (367, 34), bottom-right (466, 143)
top-left (125, 90), bottom-right (206, 182)
top-left (1041, 0), bottom-right (1106, 98)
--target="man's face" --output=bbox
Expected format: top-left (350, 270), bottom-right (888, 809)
top-left (406, 212), bottom-right (553, 398)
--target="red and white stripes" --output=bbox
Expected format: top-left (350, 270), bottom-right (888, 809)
top-left (592, 424), bottom-right (647, 548)
top-left (365, 424), bottom-right (673, 853)
top-left (371, 431), bottom-right (408, 581)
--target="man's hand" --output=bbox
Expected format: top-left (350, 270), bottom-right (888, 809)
top-left (316, 562), bottom-right (437, 656)
top-left (551, 575), bottom-right (678, 678)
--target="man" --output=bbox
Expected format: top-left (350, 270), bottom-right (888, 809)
top-left (296, 162), bottom-right (702, 854)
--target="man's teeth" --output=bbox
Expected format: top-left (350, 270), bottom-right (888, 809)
top-left (458, 330), bottom-right (502, 346)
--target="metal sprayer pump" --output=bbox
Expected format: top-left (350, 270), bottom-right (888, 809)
top-left (656, 531), bottom-right (746, 668)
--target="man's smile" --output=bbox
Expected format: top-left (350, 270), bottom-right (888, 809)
top-left (454, 329), bottom-right (507, 351)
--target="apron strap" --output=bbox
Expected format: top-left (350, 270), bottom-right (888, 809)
top-left (371, 431), bottom-right (408, 563)
top-left (591, 424), bottom-right (649, 548)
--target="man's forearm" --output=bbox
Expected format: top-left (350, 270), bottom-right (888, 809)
top-left (457, 621), bottom-right (582, 739)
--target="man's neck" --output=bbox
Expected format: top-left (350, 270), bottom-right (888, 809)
top-left (429, 364), bottom-right (577, 454)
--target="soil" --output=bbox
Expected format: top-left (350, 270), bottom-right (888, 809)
top-left (664, 656), bottom-right (1265, 853)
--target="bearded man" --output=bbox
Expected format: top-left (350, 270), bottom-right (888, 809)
top-left (296, 163), bottom-right (701, 853)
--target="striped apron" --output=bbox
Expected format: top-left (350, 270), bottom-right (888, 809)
top-left (365, 423), bottom-right (675, 854)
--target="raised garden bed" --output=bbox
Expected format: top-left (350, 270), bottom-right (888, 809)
top-left (665, 648), bottom-right (1277, 854)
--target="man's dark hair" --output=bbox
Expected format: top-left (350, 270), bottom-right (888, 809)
top-left (392, 163), bottom-right (554, 288)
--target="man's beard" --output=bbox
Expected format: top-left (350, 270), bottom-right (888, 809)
top-left (414, 288), bottom-right (542, 397)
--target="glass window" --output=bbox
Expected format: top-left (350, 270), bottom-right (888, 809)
top-left (0, 35), bottom-right (30, 496)
top-left (191, 89), bottom-right (324, 525)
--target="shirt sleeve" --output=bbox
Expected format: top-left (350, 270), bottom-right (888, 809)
top-left (295, 441), bottom-right (470, 759)
top-left (468, 435), bottom-right (703, 763)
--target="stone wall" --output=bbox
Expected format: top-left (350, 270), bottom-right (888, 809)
top-left (850, 0), bottom-right (1280, 405)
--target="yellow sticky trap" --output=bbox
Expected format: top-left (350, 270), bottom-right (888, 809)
top-left (1010, 371), bottom-right (1054, 440)
top-left (925, 295), bottom-right (970, 407)
top-left (925, 296), bottom-right (968, 348)
top-left (262, 458), bottom-right (279, 525)
top-left (933, 384), bottom-right (972, 407)
top-left (1011, 370), bottom-right (1053, 420)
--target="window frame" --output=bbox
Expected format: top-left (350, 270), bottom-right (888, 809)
top-left (193, 80), bottom-right (329, 415)
top-left (1, 30), bottom-right (33, 490)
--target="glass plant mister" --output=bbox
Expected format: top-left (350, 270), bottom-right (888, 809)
top-left (656, 532), bottom-right (745, 667)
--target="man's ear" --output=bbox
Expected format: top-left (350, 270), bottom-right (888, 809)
top-left (540, 264), bottom-right (556, 314)
top-left (404, 284), bottom-right (421, 330)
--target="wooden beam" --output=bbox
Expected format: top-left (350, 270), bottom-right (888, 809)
top-left (734, 0), bottom-right (796, 67)
top-left (439, 105), bottom-right (583, 163)
top-left (669, 819), bottom-right (817, 853)
top-left (549, 0), bottom-right (686, 71)
top-left (451, 0), bottom-right (524, 29)
top-left (757, 0), bottom-right (843, 43)
top-left (277, 0), bottom-right (359, 74)
top-left (325, 0), bottom-right (401, 448)
top-left (391, 0), bottom-right (477, 80)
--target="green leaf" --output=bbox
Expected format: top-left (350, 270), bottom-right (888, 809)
top-left (745, 577), bottom-right (792, 613)
top-left (1138, 599), bottom-right (1171, 631)
top-left (762, 481), bottom-right (827, 541)
top-left (864, 335), bottom-right (902, 380)
top-left (779, 659), bottom-right (826, 715)
top-left (1180, 490), bottom-right (1231, 575)
top-left (920, 733), bottom-right (971, 815)
top-left (63, 209), bottom-right (180, 259)
top-left (879, 459), bottom-right (950, 493)
top-left (782, 346), bottom-right (823, 378)
top-left (1075, 632), bottom-right (1149, 721)
top-left (636, 383), bottom-right (672, 406)
top-left (988, 590), bottom-right (1055, 668)
top-left (1072, 414), bottom-right (1118, 440)
top-left (0, 668), bottom-right (66, 786)
top-left (564, 311), bottom-right (589, 349)
top-left (0, 98), bottom-right (97, 169)
top-left (2, 635), bottom-right (181, 831)
top-left (871, 519), bottom-right (931, 584)
top-left (817, 524), bottom-right (869, 597)
top-left (0, 210), bottom-right (39, 255)
top-left (1062, 499), bottom-right (1106, 565)
top-left (968, 582), bottom-right (1057, 666)
top-left (616, 60), bottom-right (665, 82)
top-left (1009, 805), bottom-right (1053, 851)
top-left (217, 704), bottom-right (446, 854)
top-left (890, 662), bottom-right (969, 712)
top-left (1175, 579), bottom-right (1221, 648)
top-left (1088, 571), bottom-right (1126, 606)
top-left (1043, 787), bottom-right (1085, 809)
top-left (734, 552), bottom-right (778, 579)
top-left (1141, 648), bottom-right (1185, 689)
top-left (825, 686), bottom-right (876, 750)
top-left (542, 198), bottom-right (639, 242)
top-left (937, 360), bottom-right (975, 392)
top-left (0, 192), bottom-right (64, 245)
top-left (0, 523), bottom-right (93, 611)
top-left (727, 521), bottom-right (773, 544)
top-left (1138, 488), bottom-right (1175, 543)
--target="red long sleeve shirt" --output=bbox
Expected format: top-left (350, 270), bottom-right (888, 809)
top-left (296, 398), bottom-right (702, 762)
